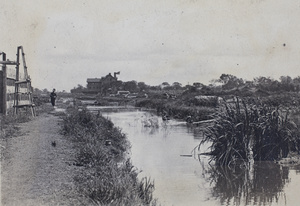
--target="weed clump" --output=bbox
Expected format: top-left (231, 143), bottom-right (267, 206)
top-left (62, 108), bottom-right (156, 205)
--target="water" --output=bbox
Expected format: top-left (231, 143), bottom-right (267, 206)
top-left (90, 106), bottom-right (300, 206)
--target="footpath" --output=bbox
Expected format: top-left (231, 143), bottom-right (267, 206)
top-left (0, 109), bottom-right (91, 206)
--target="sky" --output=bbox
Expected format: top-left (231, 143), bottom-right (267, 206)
top-left (1, 0), bottom-right (300, 92)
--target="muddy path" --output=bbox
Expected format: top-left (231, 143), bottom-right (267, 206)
top-left (1, 111), bottom-right (91, 206)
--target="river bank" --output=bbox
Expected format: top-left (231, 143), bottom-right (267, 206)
top-left (61, 107), bottom-right (156, 205)
top-left (1, 103), bottom-right (157, 206)
top-left (1, 109), bottom-right (92, 205)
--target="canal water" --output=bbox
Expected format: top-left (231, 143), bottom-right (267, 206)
top-left (88, 106), bottom-right (300, 206)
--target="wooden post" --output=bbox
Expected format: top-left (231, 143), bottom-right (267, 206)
top-left (14, 48), bottom-right (20, 115)
top-left (0, 70), bottom-right (3, 114)
top-left (2, 53), bottom-right (7, 115)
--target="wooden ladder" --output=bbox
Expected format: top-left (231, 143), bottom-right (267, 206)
top-left (13, 46), bottom-right (36, 117)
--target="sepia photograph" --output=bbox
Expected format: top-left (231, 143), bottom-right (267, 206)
top-left (1, 0), bottom-right (300, 205)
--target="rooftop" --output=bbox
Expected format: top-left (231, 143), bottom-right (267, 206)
top-left (87, 78), bottom-right (102, 83)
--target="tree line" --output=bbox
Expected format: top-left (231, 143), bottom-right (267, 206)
top-left (66, 74), bottom-right (300, 94)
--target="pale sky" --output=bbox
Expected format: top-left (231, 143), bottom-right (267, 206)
top-left (1, 0), bottom-right (300, 91)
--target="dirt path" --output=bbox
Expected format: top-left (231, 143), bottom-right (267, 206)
top-left (1, 111), bottom-right (91, 206)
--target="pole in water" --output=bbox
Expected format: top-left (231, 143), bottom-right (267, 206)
top-left (180, 154), bottom-right (193, 157)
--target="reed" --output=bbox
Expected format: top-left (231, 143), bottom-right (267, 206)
top-left (138, 177), bottom-right (155, 205)
top-left (200, 97), bottom-right (299, 166)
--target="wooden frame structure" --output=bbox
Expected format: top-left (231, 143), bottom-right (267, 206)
top-left (0, 46), bottom-right (35, 116)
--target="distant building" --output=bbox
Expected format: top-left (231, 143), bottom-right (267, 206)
top-left (86, 78), bottom-right (102, 90)
top-left (86, 72), bottom-right (120, 94)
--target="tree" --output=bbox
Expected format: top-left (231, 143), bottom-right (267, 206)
top-left (172, 82), bottom-right (182, 90)
top-left (110, 80), bottom-right (123, 92)
top-left (76, 84), bottom-right (84, 89)
top-left (280, 76), bottom-right (292, 85)
top-left (71, 84), bottom-right (85, 94)
top-left (280, 76), bottom-right (294, 91)
top-left (161, 82), bottom-right (170, 86)
top-left (254, 76), bottom-right (273, 86)
top-left (137, 82), bottom-right (149, 92)
top-left (253, 76), bottom-right (281, 92)
top-left (123, 81), bottom-right (137, 92)
top-left (33, 88), bottom-right (42, 95)
top-left (193, 82), bottom-right (204, 88)
top-left (293, 76), bottom-right (300, 84)
top-left (149, 85), bottom-right (160, 90)
top-left (218, 74), bottom-right (244, 90)
top-left (293, 76), bottom-right (300, 92)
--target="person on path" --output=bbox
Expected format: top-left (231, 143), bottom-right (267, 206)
top-left (50, 89), bottom-right (57, 106)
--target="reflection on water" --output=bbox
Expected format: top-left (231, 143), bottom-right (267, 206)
top-left (89, 106), bottom-right (300, 206)
top-left (202, 161), bottom-right (291, 206)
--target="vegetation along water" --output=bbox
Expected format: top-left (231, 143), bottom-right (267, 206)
top-left (61, 107), bottom-right (157, 205)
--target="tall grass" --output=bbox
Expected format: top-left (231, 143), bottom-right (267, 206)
top-left (62, 108), bottom-right (156, 205)
top-left (199, 97), bottom-right (299, 166)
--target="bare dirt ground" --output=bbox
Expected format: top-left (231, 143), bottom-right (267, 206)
top-left (0, 110), bottom-right (91, 206)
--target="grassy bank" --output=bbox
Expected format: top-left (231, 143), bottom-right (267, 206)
top-left (61, 107), bottom-right (157, 205)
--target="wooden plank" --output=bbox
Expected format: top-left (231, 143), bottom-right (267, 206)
top-left (15, 80), bottom-right (28, 84)
top-left (0, 61), bottom-right (18, 65)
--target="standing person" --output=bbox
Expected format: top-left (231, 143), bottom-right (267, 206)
top-left (50, 88), bottom-right (57, 106)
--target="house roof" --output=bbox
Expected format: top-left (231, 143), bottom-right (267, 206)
top-left (87, 73), bottom-right (118, 83)
top-left (87, 78), bottom-right (102, 83)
